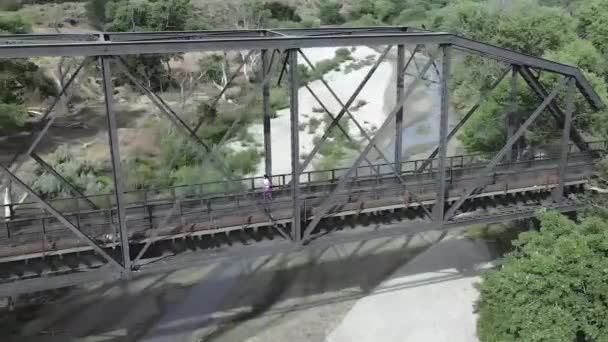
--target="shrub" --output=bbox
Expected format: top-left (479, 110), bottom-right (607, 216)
top-left (477, 211), bottom-right (608, 342)
top-left (0, 15), bottom-right (30, 33)
top-left (263, 2), bottom-right (300, 22)
top-left (0, 0), bottom-right (22, 11)
top-left (335, 47), bottom-right (353, 62)
top-left (318, 0), bottom-right (344, 25)
top-left (270, 86), bottom-right (289, 110)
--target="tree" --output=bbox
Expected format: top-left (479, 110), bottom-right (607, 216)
top-left (85, 0), bottom-right (107, 30)
top-left (576, 0), bottom-right (608, 55)
top-left (318, 0), bottom-right (344, 25)
top-left (104, 0), bottom-right (194, 90)
top-left (477, 211), bottom-right (608, 342)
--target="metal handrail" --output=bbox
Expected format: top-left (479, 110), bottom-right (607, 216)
top-left (3, 142), bottom-right (605, 214)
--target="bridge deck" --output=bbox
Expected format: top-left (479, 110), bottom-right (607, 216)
top-left (0, 151), bottom-right (597, 262)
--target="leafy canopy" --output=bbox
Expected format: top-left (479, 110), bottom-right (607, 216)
top-left (477, 211), bottom-right (608, 342)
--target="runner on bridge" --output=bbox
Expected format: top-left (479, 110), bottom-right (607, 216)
top-left (263, 174), bottom-right (273, 202)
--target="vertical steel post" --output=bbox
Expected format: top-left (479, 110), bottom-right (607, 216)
top-left (507, 65), bottom-right (519, 161)
top-left (435, 44), bottom-right (451, 222)
top-left (101, 57), bottom-right (131, 271)
top-left (288, 49), bottom-right (301, 241)
top-left (395, 45), bottom-right (405, 174)
top-left (262, 49), bottom-right (272, 176)
top-left (556, 77), bottom-right (575, 204)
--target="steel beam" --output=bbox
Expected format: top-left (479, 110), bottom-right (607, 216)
top-left (296, 51), bottom-right (379, 175)
top-left (416, 67), bottom-right (510, 173)
top-left (444, 77), bottom-right (568, 220)
top-left (288, 50), bottom-right (301, 241)
top-left (434, 45), bottom-right (451, 222)
top-left (262, 49), bottom-right (272, 176)
top-left (0, 163), bottom-right (122, 269)
top-left (115, 60), bottom-right (292, 241)
top-left (30, 153), bottom-right (98, 210)
top-left (1, 58), bottom-right (89, 189)
top-left (506, 65), bottom-right (519, 161)
top-left (556, 78), bottom-right (575, 204)
top-left (133, 200), bottom-right (180, 265)
top-left (301, 83), bottom-right (379, 175)
top-left (295, 46), bottom-right (392, 174)
top-left (518, 66), bottom-right (588, 152)
top-left (396, 44), bottom-right (405, 173)
top-left (101, 57), bottom-right (131, 271)
top-left (302, 52), bottom-right (438, 240)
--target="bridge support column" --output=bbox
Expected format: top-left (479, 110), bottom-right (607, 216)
top-left (101, 57), bottom-right (132, 272)
top-left (434, 44), bottom-right (451, 222)
top-left (555, 77), bottom-right (575, 204)
top-left (395, 45), bottom-right (405, 174)
top-left (288, 49), bottom-right (301, 241)
top-left (262, 49), bottom-right (272, 177)
top-left (506, 65), bottom-right (519, 161)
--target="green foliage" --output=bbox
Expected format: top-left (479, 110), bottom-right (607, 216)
top-left (0, 103), bottom-right (26, 133)
top-left (263, 2), bottom-right (300, 22)
top-left (270, 85), bottom-right (289, 111)
top-left (0, 0), bottom-right (22, 12)
top-left (85, 0), bottom-right (106, 29)
top-left (0, 15), bottom-right (30, 33)
top-left (32, 146), bottom-right (110, 199)
top-left (576, 0), bottom-right (608, 55)
top-left (477, 211), bottom-right (608, 342)
top-left (226, 148), bottom-right (260, 175)
top-left (318, 0), bottom-right (344, 25)
top-left (105, 0), bottom-right (192, 31)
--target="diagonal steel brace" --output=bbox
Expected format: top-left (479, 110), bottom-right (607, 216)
top-left (296, 47), bottom-right (433, 219)
top-left (301, 83), bottom-right (380, 175)
top-left (416, 66), bottom-right (511, 173)
top-left (1, 58), bottom-right (90, 189)
top-left (444, 77), bottom-right (568, 220)
top-left (293, 46), bottom-right (393, 177)
top-left (115, 59), bottom-right (292, 241)
top-left (302, 52), bottom-right (440, 240)
top-left (30, 153), bottom-right (98, 210)
top-left (133, 199), bottom-right (180, 266)
top-left (0, 163), bottom-right (123, 269)
top-left (297, 49), bottom-right (393, 175)
top-left (518, 66), bottom-right (588, 151)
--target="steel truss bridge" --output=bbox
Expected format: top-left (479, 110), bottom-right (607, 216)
top-left (0, 27), bottom-right (606, 297)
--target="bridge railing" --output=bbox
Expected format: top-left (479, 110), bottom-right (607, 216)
top-left (2, 142), bottom-right (605, 221)
top-left (0, 154), bottom-right (597, 256)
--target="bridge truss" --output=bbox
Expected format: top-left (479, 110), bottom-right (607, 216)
top-left (0, 27), bottom-right (605, 296)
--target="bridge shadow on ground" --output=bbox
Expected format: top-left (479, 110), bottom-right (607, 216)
top-left (10, 230), bottom-right (500, 342)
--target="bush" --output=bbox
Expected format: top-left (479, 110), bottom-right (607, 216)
top-left (477, 211), bottom-right (608, 342)
top-left (85, 0), bottom-right (106, 29)
top-left (263, 2), bottom-right (300, 22)
top-left (226, 148), bottom-right (260, 176)
top-left (318, 0), bottom-right (344, 25)
top-left (335, 48), bottom-right (353, 62)
top-left (270, 86), bottom-right (289, 110)
top-left (0, 15), bottom-right (30, 33)
top-left (0, 0), bottom-right (22, 11)
top-left (0, 103), bottom-right (27, 133)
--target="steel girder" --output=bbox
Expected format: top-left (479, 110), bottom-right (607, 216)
top-left (0, 28), bottom-right (602, 110)
top-left (113, 57), bottom-right (292, 242)
top-left (443, 76), bottom-right (571, 220)
top-left (301, 49), bottom-right (440, 240)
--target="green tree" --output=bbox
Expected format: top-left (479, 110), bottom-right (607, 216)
top-left (477, 211), bottom-right (608, 342)
top-left (576, 0), bottom-right (608, 55)
top-left (318, 0), bottom-right (344, 25)
top-left (104, 0), bottom-right (193, 90)
top-left (85, 0), bottom-right (107, 30)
